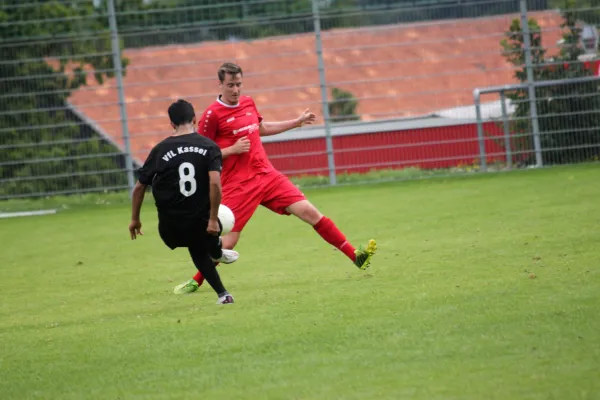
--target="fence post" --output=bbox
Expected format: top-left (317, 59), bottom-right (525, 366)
top-left (107, 0), bottom-right (135, 194)
top-left (474, 89), bottom-right (488, 172)
top-left (311, 0), bottom-right (337, 185)
top-left (519, 0), bottom-right (543, 168)
top-left (500, 90), bottom-right (513, 170)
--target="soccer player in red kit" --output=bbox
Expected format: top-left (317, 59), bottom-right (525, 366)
top-left (174, 62), bottom-right (376, 294)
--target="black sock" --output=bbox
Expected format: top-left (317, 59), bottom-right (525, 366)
top-left (207, 235), bottom-right (223, 260)
top-left (188, 246), bottom-right (226, 295)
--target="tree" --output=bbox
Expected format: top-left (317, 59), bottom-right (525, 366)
top-left (549, 0), bottom-right (600, 25)
top-left (346, 0), bottom-right (549, 28)
top-left (93, 0), bottom-right (554, 51)
top-left (108, 0), bottom-right (315, 47)
top-left (0, 1), bottom-right (129, 197)
top-left (499, 1), bottom-right (600, 165)
top-left (328, 87), bottom-right (361, 123)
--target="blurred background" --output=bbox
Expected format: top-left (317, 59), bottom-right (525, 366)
top-left (1, 0), bottom-right (599, 199)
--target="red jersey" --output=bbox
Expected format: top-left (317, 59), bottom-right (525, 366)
top-left (198, 95), bottom-right (275, 185)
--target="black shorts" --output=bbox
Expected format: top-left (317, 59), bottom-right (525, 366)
top-left (158, 218), bottom-right (222, 250)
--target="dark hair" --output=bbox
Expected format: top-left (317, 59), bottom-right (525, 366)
top-left (168, 99), bottom-right (195, 126)
top-left (218, 62), bottom-right (243, 82)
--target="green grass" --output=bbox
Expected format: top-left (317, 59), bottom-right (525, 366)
top-left (1, 164), bottom-right (599, 400)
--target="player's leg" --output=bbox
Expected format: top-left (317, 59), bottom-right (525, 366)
top-left (261, 172), bottom-right (377, 270)
top-left (286, 200), bottom-right (376, 270)
top-left (206, 233), bottom-right (241, 258)
top-left (175, 180), bottom-right (261, 294)
top-left (204, 227), bottom-right (240, 264)
top-left (158, 219), bottom-right (234, 296)
top-left (177, 231), bottom-right (243, 294)
top-left (188, 243), bottom-right (234, 304)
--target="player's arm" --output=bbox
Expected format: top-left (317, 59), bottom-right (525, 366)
top-left (198, 108), bottom-right (248, 159)
top-left (221, 139), bottom-right (250, 159)
top-left (129, 181), bottom-right (146, 240)
top-left (207, 171), bottom-right (222, 236)
top-left (259, 109), bottom-right (316, 137)
top-left (129, 146), bottom-right (157, 240)
top-left (206, 145), bottom-right (223, 236)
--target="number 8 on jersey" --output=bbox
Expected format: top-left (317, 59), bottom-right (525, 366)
top-left (179, 162), bottom-right (197, 197)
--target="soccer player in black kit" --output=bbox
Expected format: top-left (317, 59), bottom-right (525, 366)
top-left (128, 99), bottom-right (237, 305)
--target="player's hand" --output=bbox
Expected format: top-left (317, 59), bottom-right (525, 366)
top-left (297, 109), bottom-right (316, 127)
top-left (129, 220), bottom-right (143, 240)
top-left (207, 218), bottom-right (220, 236)
top-left (232, 136), bottom-right (250, 154)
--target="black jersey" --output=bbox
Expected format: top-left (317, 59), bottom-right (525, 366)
top-left (138, 133), bottom-right (222, 222)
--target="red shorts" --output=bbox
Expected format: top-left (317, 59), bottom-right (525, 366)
top-left (222, 171), bottom-right (306, 232)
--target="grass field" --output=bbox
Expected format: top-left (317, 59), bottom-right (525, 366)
top-left (1, 165), bottom-right (599, 400)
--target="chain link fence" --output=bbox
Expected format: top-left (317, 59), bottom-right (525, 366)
top-left (1, 0), bottom-right (599, 200)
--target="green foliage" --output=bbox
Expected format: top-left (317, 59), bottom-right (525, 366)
top-left (499, 4), bottom-right (600, 165)
top-left (328, 87), bottom-right (361, 123)
top-left (109, 0), bottom-right (551, 48)
top-left (104, 0), bottom-right (314, 47)
top-left (0, 0), bottom-right (129, 198)
top-left (550, 0), bottom-right (600, 25)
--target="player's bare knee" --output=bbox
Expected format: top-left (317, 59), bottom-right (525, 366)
top-left (290, 201), bottom-right (322, 225)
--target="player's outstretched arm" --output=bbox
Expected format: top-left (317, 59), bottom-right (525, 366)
top-left (207, 171), bottom-right (222, 236)
top-left (259, 108), bottom-right (316, 137)
top-left (129, 181), bottom-right (147, 240)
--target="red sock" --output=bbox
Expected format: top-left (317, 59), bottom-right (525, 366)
top-left (313, 216), bottom-right (356, 262)
top-left (192, 271), bottom-right (205, 286)
top-left (192, 262), bottom-right (220, 286)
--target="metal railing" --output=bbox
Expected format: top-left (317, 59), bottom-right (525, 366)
top-left (1, 0), bottom-right (599, 200)
top-left (474, 75), bottom-right (600, 171)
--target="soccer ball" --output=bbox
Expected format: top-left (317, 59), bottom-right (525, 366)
top-left (218, 204), bottom-right (235, 235)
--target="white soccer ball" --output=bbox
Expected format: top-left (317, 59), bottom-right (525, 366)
top-left (218, 204), bottom-right (235, 235)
